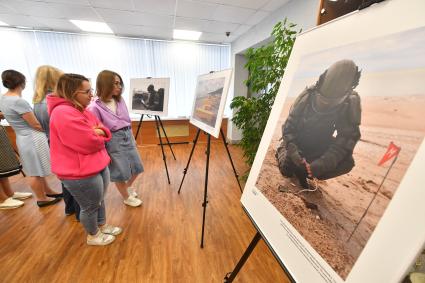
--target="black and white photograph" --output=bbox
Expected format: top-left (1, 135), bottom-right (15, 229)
top-left (129, 77), bottom-right (169, 116)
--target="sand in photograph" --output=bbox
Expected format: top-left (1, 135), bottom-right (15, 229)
top-left (256, 94), bottom-right (425, 279)
top-left (192, 77), bottom-right (225, 127)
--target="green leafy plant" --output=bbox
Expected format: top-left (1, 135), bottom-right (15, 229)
top-left (230, 19), bottom-right (299, 169)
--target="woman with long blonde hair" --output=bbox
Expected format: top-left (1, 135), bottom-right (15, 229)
top-left (32, 65), bottom-right (80, 217)
top-left (33, 65), bottom-right (63, 141)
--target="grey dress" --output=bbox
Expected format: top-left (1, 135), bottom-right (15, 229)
top-left (33, 97), bottom-right (50, 141)
top-left (0, 95), bottom-right (51, 177)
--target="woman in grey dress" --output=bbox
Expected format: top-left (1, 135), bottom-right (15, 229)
top-left (0, 69), bottom-right (61, 207)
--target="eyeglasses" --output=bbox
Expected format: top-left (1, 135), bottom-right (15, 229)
top-left (76, 88), bottom-right (93, 95)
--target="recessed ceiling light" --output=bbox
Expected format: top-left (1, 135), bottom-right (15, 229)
top-left (173, 29), bottom-right (202, 41)
top-left (70, 20), bottom-right (113, 34)
top-left (0, 20), bottom-right (9, 26)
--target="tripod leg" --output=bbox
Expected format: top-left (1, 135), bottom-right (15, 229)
top-left (157, 116), bottom-right (176, 160)
top-left (224, 232), bottom-right (262, 282)
top-left (134, 114), bottom-right (144, 141)
top-left (155, 116), bottom-right (170, 184)
top-left (178, 129), bottom-right (200, 194)
top-left (220, 128), bottom-right (242, 193)
top-left (200, 133), bottom-right (211, 248)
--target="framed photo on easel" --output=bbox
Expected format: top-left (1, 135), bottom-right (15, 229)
top-left (189, 69), bottom-right (232, 138)
top-left (129, 77), bottom-right (170, 117)
top-left (239, 0), bottom-right (425, 282)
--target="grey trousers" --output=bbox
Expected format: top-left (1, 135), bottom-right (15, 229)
top-left (61, 167), bottom-right (110, 235)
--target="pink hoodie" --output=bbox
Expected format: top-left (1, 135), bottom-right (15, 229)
top-left (47, 95), bottom-right (111, 180)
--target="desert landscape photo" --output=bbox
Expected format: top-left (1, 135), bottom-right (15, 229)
top-left (256, 91), bottom-right (425, 279)
top-left (254, 26), bottom-right (425, 280)
top-left (192, 77), bottom-right (225, 127)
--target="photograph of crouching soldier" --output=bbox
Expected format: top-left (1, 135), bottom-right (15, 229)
top-left (254, 27), bottom-right (425, 280)
top-left (276, 59), bottom-right (362, 189)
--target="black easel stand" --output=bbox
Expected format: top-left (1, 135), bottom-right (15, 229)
top-left (134, 113), bottom-right (145, 141)
top-left (177, 129), bottom-right (201, 194)
top-left (200, 133), bottom-right (211, 248)
top-left (134, 114), bottom-right (176, 184)
top-left (177, 127), bottom-right (242, 247)
top-left (224, 232), bottom-right (262, 283)
top-left (154, 115), bottom-right (171, 184)
top-left (219, 128), bottom-right (242, 193)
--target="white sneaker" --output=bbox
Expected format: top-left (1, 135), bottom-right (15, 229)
top-left (100, 224), bottom-right (123, 236)
top-left (123, 196), bottom-right (142, 207)
top-left (127, 187), bottom-right (138, 198)
top-left (0, 197), bottom-right (24, 210)
top-left (87, 230), bottom-right (115, 246)
top-left (12, 192), bottom-right (33, 200)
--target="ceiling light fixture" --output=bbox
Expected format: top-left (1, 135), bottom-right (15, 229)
top-left (70, 20), bottom-right (113, 34)
top-left (173, 29), bottom-right (202, 41)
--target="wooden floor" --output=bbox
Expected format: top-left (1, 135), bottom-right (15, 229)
top-left (0, 142), bottom-right (290, 283)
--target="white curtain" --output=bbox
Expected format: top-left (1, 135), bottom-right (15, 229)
top-left (0, 29), bottom-right (231, 118)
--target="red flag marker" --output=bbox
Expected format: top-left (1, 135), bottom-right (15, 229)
top-left (348, 141), bottom-right (401, 242)
top-left (378, 142), bottom-right (401, 166)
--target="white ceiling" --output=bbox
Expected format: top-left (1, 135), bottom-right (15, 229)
top-left (0, 0), bottom-right (290, 43)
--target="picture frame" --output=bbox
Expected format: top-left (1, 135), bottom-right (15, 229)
top-left (189, 69), bottom-right (232, 138)
top-left (129, 77), bottom-right (170, 117)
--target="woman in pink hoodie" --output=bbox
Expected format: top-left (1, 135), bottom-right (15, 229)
top-left (47, 73), bottom-right (121, 246)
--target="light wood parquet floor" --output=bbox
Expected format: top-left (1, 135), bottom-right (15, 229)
top-left (0, 142), bottom-right (290, 283)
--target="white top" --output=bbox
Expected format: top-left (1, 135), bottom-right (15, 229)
top-left (104, 99), bottom-right (117, 114)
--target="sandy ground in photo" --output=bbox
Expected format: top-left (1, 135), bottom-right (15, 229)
top-left (256, 95), bottom-right (425, 279)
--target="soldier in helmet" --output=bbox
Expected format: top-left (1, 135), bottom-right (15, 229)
top-left (146, 84), bottom-right (156, 110)
top-left (276, 59), bottom-right (362, 188)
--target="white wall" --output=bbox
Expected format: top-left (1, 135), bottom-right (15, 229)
top-left (227, 0), bottom-right (319, 141)
top-left (227, 53), bottom-right (248, 142)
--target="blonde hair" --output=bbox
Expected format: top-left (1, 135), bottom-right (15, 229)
top-left (96, 70), bottom-right (123, 102)
top-left (33, 65), bottom-right (64, 103)
top-left (56, 73), bottom-right (89, 112)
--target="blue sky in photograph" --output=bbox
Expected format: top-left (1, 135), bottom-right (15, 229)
top-left (285, 26), bottom-right (425, 97)
top-left (292, 26), bottom-right (425, 80)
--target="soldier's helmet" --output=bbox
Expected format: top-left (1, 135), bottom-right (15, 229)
top-left (315, 59), bottom-right (361, 106)
top-left (147, 84), bottom-right (155, 92)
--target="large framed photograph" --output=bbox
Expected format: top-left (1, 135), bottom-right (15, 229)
top-left (241, 1), bottom-right (425, 282)
top-left (189, 69), bottom-right (232, 138)
top-left (129, 77), bottom-right (170, 116)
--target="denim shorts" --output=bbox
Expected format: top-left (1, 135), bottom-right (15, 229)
top-left (106, 127), bottom-right (144, 182)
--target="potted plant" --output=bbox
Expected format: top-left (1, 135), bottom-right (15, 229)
top-left (230, 19), bottom-right (300, 174)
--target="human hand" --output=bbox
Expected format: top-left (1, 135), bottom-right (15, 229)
top-left (302, 159), bottom-right (313, 178)
top-left (287, 143), bottom-right (304, 168)
top-left (93, 127), bottom-right (106, 137)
